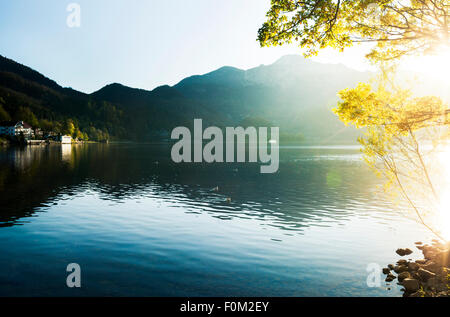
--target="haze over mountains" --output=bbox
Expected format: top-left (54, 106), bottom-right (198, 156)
top-left (0, 54), bottom-right (376, 142)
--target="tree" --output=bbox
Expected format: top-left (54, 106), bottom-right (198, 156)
top-left (53, 121), bottom-right (62, 134)
top-left (14, 106), bottom-right (39, 127)
top-left (258, 0), bottom-right (449, 61)
top-left (259, 0), bottom-right (450, 240)
top-left (82, 132), bottom-right (89, 141)
top-left (63, 119), bottom-right (75, 136)
top-left (335, 82), bottom-right (449, 239)
top-left (0, 104), bottom-right (11, 121)
top-left (39, 119), bottom-right (54, 132)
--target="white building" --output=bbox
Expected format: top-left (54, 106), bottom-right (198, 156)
top-left (0, 121), bottom-right (34, 138)
top-left (60, 135), bottom-right (72, 144)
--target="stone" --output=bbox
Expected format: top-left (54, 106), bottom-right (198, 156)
top-left (394, 265), bottom-right (408, 274)
top-left (402, 278), bottom-right (420, 293)
top-left (409, 291), bottom-right (424, 297)
top-left (387, 243), bottom-right (450, 297)
top-left (426, 277), bottom-right (446, 292)
top-left (408, 262), bottom-right (420, 271)
top-left (415, 241), bottom-right (422, 245)
top-left (396, 248), bottom-right (407, 256)
top-left (396, 248), bottom-right (413, 256)
top-left (398, 271), bottom-right (411, 282)
top-left (423, 250), bottom-right (437, 260)
top-left (385, 273), bottom-right (396, 282)
top-left (411, 272), bottom-right (421, 280)
top-left (422, 261), bottom-right (439, 273)
top-left (418, 268), bottom-right (436, 281)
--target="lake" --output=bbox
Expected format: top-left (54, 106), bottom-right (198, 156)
top-left (0, 143), bottom-right (432, 296)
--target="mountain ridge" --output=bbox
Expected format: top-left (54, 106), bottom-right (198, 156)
top-left (0, 54), bottom-right (372, 142)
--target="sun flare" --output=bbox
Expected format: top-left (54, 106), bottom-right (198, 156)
top-left (404, 46), bottom-right (450, 82)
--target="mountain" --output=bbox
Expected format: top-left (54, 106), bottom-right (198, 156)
top-left (0, 54), bottom-right (372, 143)
top-left (173, 56), bottom-right (371, 141)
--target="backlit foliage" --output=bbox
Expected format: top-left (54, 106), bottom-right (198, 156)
top-left (258, 0), bottom-right (449, 61)
top-left (259, 0), bottom-right (450, 239)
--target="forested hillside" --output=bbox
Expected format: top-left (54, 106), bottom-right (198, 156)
top-left (0, 54), bottom-right (373, 143)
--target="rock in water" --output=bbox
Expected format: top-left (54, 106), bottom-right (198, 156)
top-left (387, 243), bottom-right (450, 297)
top-left (421, 261), bottom-right (439, 272)
top-left (394, 265), bottom-right (408, 274)
top-left (396, 248), bottom-right (406, 256)
top-left (396, 248), bottom-right (413, 256)
top-left (402, 279), bottom-right (420, 293)
top-left (411, 272), bottom-right (421, 280)
top-left (382, 268), bottom-right (390, 274)
top-left (408, 262), bottom-right (419, 271)
top-left (417, 268), bottom-right (436, 281)
top-left (385, 273), bottom-right (396, 282)
top-left (398, 271), bottom-right (411, 282)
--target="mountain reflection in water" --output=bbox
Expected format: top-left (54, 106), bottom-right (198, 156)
top-left (0, 144), bottom-right (431, 296)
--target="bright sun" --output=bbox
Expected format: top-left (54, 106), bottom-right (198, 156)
top-left (403, 46), bottom-right (450, 82)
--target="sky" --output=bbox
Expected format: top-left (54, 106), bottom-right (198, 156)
top-left (0, 0), bottom-right (376, 93)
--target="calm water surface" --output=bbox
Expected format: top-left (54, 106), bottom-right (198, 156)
top-left (0, 144), bottom-right (431, 296)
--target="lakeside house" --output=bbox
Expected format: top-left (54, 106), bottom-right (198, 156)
top-left (0, 121), bottom-right (34, 138)
top-left (0, 121), bottom-right (72, 144)
top-left (59, 135), bottom-right (72, 144)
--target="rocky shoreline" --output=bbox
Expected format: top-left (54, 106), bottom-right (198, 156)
top-left (384, 240), bottom-right (450, 297)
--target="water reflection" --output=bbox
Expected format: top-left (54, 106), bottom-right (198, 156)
top-left (0, 144), bottom-right (389, 231)
top-left (61, 144), bottom-right (72, 163)
top-left (0, 144), bottom-right (431, 297)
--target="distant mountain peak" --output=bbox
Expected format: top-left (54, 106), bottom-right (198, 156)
top-left (104, 82), bottom-right (125, 88)
top-left (210, 66), bottom-right (244, 74)
top-left (273, 54), bottom-right (306, 65)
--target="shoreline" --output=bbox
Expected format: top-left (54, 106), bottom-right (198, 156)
top-left (0, 139), bottom-right (101, 147)
top-left (384, 241), bottom-right (450, 297)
